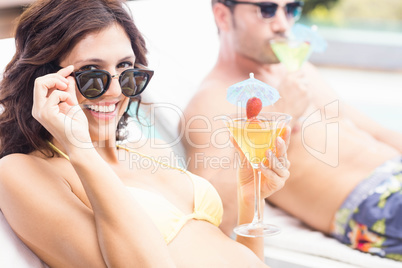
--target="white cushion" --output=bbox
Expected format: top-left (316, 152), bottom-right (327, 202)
top-left (0, 36), bottom-right (48, 268)
top-left (0, 211), bottom-right (47, 267)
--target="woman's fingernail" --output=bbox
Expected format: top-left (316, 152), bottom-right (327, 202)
top-left (277, 137), bottom-right (284, 145)
top-left (262, 158), bottom-right (269, 167)
top-left (266, 149), bottom-right (272, 157)
top-left (263, 150), bottom-right (273, 167)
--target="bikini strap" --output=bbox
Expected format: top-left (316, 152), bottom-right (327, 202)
top-left (47, 141), bottom-right (70, 161)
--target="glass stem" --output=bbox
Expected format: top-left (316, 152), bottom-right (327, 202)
top-left (252, 167), bottom-right (263, 225)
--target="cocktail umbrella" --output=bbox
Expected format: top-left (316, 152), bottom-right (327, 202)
top-left (291, 23), bottom-right (327, 53)
top-left (226, 73), bottom-right (280, 107)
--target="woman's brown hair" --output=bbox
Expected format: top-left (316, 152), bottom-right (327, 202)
top-left (0, 0), bottom-right (148, 158)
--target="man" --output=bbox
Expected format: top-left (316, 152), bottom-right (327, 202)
top-left (181, 0), bottom-right (402, 260)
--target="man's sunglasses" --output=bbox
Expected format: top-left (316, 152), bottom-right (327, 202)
top-left (71, 65), bottom-right (154, 99)
top-left (221, 0), bottom-right (304, 21)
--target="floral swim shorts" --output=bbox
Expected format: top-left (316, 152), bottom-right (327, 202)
top-left (331, 156), bottom-right (402, 261)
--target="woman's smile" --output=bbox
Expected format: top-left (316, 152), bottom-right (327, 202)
top-left (83, 101), bottom-right (120, 120)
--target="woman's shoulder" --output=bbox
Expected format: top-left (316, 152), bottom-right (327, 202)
top-left (0, 153), bottom-right (43, 183)
top-left (0, 153), bottom-right (42, 173)
top-left (0, 153), bottom-right (70, 190)
top-left (0, 152), bottom-right (49, 169)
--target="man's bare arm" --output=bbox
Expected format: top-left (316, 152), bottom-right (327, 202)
top-left (342, 104), bottom-right (402, 152)
top-left (304, 63), bottom-right (402, 152)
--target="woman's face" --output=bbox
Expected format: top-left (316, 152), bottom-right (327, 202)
top-left (60, 23), bottom-right (135, 142)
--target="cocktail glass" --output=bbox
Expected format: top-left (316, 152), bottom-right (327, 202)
top-left (225, 112), bottom-right (292, 237)
top-left (270, 38), bottom-right (311, 72)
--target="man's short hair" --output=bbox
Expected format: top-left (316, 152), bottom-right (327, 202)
top-left (212, 0), bottom-right (220, 6)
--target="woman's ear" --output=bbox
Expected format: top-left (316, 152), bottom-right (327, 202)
top-left (212, 3), bottom-right (233, 33)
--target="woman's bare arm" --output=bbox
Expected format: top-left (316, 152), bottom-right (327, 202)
top-left (68, 146), bottom-right (175, 267)
top-left (0, 152), bottom-right (175, 268)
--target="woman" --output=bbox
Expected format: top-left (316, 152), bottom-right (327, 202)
top-left (0, 0), bottom-right (290, 267)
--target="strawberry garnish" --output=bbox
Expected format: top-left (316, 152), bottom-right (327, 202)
top-left (246, 97), bottom-right (262, 119)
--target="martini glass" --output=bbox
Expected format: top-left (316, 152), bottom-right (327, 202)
top-left (225, 112), bottom-right (291, 237)
top-left (270, 38), bottom-right (311, 72)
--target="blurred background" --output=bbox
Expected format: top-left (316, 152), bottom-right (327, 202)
top-left (302, 0), bottom-right (402, 70)
top-left (0, 0), bottom-right (401, 133)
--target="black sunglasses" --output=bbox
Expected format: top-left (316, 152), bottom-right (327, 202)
top-left (72, 65), bottom-right (154, 99)
top-left (221, 0), bottom-right (303, 21)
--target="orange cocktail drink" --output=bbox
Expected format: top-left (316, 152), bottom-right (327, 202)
top-left (228, 118), bottom-right (286, 165)
top-left (225, 112), bottom-right (291, 237)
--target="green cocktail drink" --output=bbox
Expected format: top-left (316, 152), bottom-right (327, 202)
top-left (271, 39), bottom-right (311, 71)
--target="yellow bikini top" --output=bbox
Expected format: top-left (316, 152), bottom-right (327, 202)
top-left (48, 142), bottom-right (223, 244)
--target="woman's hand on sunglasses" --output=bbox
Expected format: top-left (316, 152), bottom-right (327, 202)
top-left (32, 65), bottom-right (92, 152)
